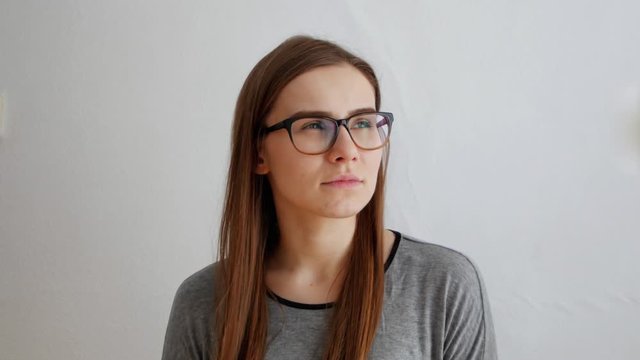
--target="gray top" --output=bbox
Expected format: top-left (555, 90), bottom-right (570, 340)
top-left (161, 230), bottom-right (498, 359)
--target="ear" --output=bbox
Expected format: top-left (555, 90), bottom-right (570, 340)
top-left (255, 141), bottom-right (270, 175)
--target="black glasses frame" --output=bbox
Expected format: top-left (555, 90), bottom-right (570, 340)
top-left (260, 111), bottom-right (394, 155)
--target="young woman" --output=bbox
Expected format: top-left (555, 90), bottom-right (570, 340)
top-left (162, 35), bottom-right (498, 360)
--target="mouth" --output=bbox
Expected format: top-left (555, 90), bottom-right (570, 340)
top-left (321, 179), bottom-right (363, 188)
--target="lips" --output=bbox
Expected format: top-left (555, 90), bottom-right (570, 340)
top-left (323, 174), bottom-right (362, 184)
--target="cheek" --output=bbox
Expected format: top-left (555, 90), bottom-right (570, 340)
top-left (364, 150), bottom-right (384, 175)
top-left (272, 152), bottom-right (307, 174)
top-left (267, 153), bottom-right (317, 190)
top-left (264, 139), bottom-right (298, 175)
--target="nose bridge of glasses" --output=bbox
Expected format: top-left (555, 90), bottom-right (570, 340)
top-left (332, 119), bottom-right (359, 147)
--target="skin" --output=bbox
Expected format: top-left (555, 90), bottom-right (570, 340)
top-left (256, 63), bottom-right (395, 304)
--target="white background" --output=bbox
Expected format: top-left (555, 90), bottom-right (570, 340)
top-left (1, 1), bottom-right (639, 359)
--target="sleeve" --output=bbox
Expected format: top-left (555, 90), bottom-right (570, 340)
top-left (161, 272), bottom-right (214, 360)
top-left (442, 256), bottom-right (498, 360)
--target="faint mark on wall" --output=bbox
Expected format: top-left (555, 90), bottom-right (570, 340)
top-left (0, 91), bottom-right (6, 139)
top-left (614, 84), bottom-right (640, 175)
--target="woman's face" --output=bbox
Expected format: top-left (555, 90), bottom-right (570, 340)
top-left (256, 64), bottom-right (383, 220)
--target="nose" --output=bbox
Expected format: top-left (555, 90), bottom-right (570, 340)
top-left (327, 124), bottom-right (359, 162)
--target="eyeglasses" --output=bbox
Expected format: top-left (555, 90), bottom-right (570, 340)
top-left (261, 111), bottom-right (394, 155)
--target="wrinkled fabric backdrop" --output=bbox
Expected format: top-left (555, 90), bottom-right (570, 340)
top-left (1, 1), bottom-right (638, 359)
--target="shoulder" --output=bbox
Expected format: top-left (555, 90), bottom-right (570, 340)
top-left (162, 263), bottom-right (220, 359)
top-left (171, 262), bottom-right (220, 313)
top-left (391, 231), bottom-right (485, 287)
top-left (389, 231), bottom-right (491, 311)
top-left (175, 262), bottom-right (217, 296)
top-left (166, 262), bottom-right (222, 336)
top-left (389, 231), bottom-right (498, 359)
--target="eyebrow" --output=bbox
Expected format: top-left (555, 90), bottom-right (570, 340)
top-left (287, 107), bottom-right (377, 119)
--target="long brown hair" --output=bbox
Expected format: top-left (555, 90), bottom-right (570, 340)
top-left (213, 34), bottom-right (391, 359)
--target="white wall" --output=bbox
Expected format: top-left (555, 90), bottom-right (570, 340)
top-left (1, 1), bottom-right (638, 359)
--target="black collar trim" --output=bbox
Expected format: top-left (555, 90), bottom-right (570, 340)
top-left (266, 229), bottom-right (402, 310)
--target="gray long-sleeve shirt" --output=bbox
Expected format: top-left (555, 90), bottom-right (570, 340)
top-left (161, 230), bottom-right (498, 359)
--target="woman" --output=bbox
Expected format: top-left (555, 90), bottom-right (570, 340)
top-left (162, 34), bottom-right (498, 360)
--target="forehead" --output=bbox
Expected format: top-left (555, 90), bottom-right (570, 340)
top-left (266, 64), bottom-right (376, 125)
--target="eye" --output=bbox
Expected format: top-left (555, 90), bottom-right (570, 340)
top-left (301, 120), bottom-right (326, 130)
top-left (351, 118), bottom-right (374, 128)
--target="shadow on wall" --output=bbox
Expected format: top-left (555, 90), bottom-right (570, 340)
top-left (615, 84), bottom-right (640, 175)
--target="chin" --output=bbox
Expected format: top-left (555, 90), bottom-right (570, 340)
top-left (322, 210), bottom-right (360, 219)
top-left (317, 202), bottom-right (368, 219)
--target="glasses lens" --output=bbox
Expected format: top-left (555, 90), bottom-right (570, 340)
top-left (349, 113), bottom-right (391, 149)
top-left (290, 113), bottom-right (392, 154)
top-left (291, 118), bottom-right (337, 154)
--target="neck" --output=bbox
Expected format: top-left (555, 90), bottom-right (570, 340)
top-left (267, 208), bottom-right (357, 282)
